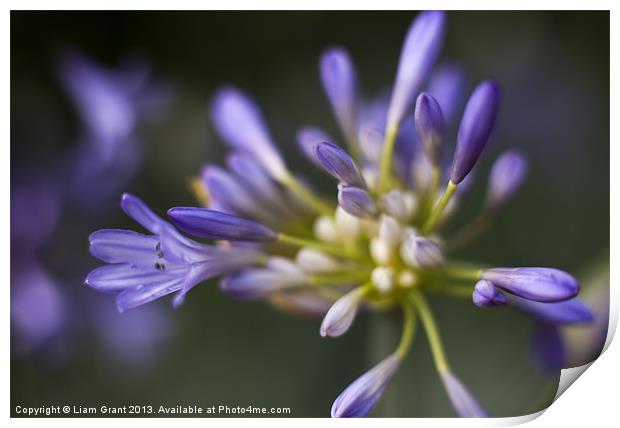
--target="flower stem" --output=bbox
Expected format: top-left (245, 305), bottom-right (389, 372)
top-left (395, 301), bottom-right (417, 358)
top-left (378, 124), bottom-right (399, 193)
top-left (409, 291), bottom-right (450, 373)
top-left (280, 173), bottom-right (333, 216)
top-left (308, 271), bottom-right (371, 286)
top-left (441, 265), bottom-right (483, 282)
top-left (422, 180), bottom-right (458, 234)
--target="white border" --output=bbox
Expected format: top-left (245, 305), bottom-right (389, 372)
top-left (5, 1), bottom-right (616, 427)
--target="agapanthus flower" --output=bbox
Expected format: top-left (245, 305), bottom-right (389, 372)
top-left (85, 10), bottom-right (594, 417)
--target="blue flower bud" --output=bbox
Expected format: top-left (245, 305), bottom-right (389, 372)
top-left (482, 267), bottom-right (579, 303)
top-left (486, 149), bottom-right (527, 210)
top-left (331, 353), bottom-right (401, 418)
top-left (338, 184), bottom-right (377, 218)
top-left (386, 11), bottom-right (446, 129)
top-left (312, 141), bottom-right (365, 187)
top-left (531, 323), bottom-right (565, 371)
top-left (320, 47), bottom-right (358, 143)
top-left (507, 295), bottom-right (594, 324)
top-left (167, 207), bottom-right (277, 242)
top-left (472, 280), bottom-right (507, 308)
top-left (450, 81), bottom-right (500, 184)
top-left (210, 86), bottom-right (286, 178)
top-left (440, 371), bottom-right (487, 417)
top-left (415, 92), bottom-right (445, 165)
top-left (427, 63), bottom-right (466, 123)
top-left (320, 286), bottom-right (366, 337)
top-left (220, 259), bottom-right (306, 300)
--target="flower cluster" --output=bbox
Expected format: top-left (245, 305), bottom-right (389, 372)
top-left (86, 11), bottom-right (593, 417)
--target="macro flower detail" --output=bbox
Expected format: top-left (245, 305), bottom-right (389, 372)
top-left (84, 11), bottom-right (595, 418)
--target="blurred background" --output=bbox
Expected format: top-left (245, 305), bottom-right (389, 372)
top-left (11, 11), bottom-right (609, 417)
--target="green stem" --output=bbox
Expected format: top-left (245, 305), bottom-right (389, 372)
top-left (378, 124), bottom-right (399, 193)
top-left (431, 284), bottom-right (473, 299)
top-left (395, 301), bottom-right (417, 358)
top-left (422, 181), bottom-right (458, 235)
top-left (308, 271), bottom-right (371, 286)
top-left (280, 173), bottom-right (333, 216)
top-left (410, 291), bottom-right (450, 373)
top-left (441, 264), bottom-right (483, 282)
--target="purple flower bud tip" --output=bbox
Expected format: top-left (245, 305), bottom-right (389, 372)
top-left (415, 92), bottom-right (444, 165)
top-left (320, 47), bottom-right (358, 141)
top-left (451, 80), bottom-right (500, 184)
top-left (487, 149), bottom-right (528, 209)
top-left (482, 267), bottom-right (579, 303)
top-left (167, 207), bottom-right (277, 242)
top-left (472, 280), bottom-right (507, 308)
top-left (440, 371), bottom-right (487, 417)
top-left (313, 141), bottom-right (365, 187)
top-left (331, 354), bottom-right (401, 418)
top-left (338, 185), bottom-right (377, 218)
top-left (387, 10), bottom-right (446, 128)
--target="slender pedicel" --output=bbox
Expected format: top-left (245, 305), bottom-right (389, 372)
top-left (422, 181), bottom-right (458, 234)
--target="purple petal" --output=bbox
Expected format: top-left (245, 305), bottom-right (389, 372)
top-left (210, 86), bottom-right (286, 177)
top-left (296, 126), bottom-right (333, 165)
top-left (472, 280), bottom-right (507, 308)
top-left (331, 354), bottom-right (401, 418)
top-left (507, 294), bottom-right (594, 324)
top-left (89, 229), bottom-right (160, 266)
top-left (450, 81), bottom-right (500, 184)
top-left (338, 184), bottom-right (377, 218)
top-left (386, 11), bottom-right (446, 129)
top-left (401, 236), bottom-right (444, 268)
top-left (116, 276), bottom-right (185, 312)
top-left (486, 150), bottom-right (528, 210)
top-left (427, 63), bottom-right (466, 124)
top-left (85, 263), bottom-right (187, 292)
top-left (482, 267), bottom-right (579, 303)
top-left (531, 323), bottom-right (565, 371)
top-left (414, 92), bottom-right (445, 165)
top-left (167, 207), bottom-right (277, 242)
top-left (320, 47), bottom-right (358, 143)
top-left (312, 141), bottom-right (365, 187)
top-left (440, 371), bottom-right (487, 417)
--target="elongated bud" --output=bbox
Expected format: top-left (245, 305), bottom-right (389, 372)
top-left (450, 81), bottom-right (500, 184)
top-left (386, 11), bottom-right (446, 130)
top-left (167, 207), bottom-right (276, 242)
top-left (211, 86), bottom-right (286, 178)
top-left (506, 294), bottom-right (594, 324)
top-left (440, 371), bottom-right (488, 417)
top-left (358, 126), bottom-right (383, 163)
top-left (331, 353), bottom-right (401, 418)
top-left (313, 141), bottom-right (365, 187)
top-left (415, 92), bottom-right (445, 166)
top-left (486, 150), bottom-right (527, 210)
top-left (296, 126), bottom-right (332, 166)
top-left (379, 189), bottom-right (409, 220)
top-left (482, 267), bottom-right (579, 303)
top-left (320, 47), bottom-right (358, 143)
top-left (379, 215), bottom-right (401, 248)
top-left (427, 63), bottom-right (466, 123)
top-left (220, 259), bottom-right (306, 300)
top-left (472, 280), bottom-right (507, 308)
top-left (338, 184), bottom-right (377, 218)
top-left (400, 235), bottom-right (444, 268)
top-left (320, 286), bottom-right (366, 337)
